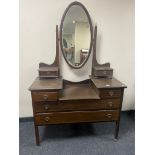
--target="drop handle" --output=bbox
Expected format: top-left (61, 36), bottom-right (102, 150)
top-left (43, 95), bottom-right (48, 100)
top-left (107, 101), bottom-right (113, 107)
top-left (44, 105), bottom-right (49, 110)
top-left (47, 71), bottom-right (51, 75)
top-left (105, 114), bottom-right (112, 118)
top-left (44, 116), bottom-right (50, 122)
top-left (103, 71), bottom-right (106, 74)
top-left (109, 91), bottom-right (114, 96)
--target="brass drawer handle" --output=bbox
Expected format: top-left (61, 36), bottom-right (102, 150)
top-left (47, 71), bottom-right (51, 75)
top-left (107, 101), bottom-right (113, 107)
top-left (105, 114), bottom-right (112, 118)
top-left (43, 94), bottom-right (48, 100)
top-left (44, 116), bottom-right (50, 122)
top-left (109, 91), bottom-right (114, 96)
top-left (44, 105), bottom-right (49, 110)
top-left (103, 71), bottom-right (106, 74)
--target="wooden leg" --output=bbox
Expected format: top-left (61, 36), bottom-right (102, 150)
top-left (34, 125), bottom-right (40, 146)
top-left (114, 121), bottom-right (119, 140)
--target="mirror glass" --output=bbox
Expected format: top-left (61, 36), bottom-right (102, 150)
top-left (61, 4), bottom-right (92, 68)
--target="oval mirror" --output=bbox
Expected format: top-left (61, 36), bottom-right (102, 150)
top-left (60, 2), bottom-right (93, 69)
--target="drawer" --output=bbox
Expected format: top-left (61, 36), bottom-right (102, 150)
top-left (32, 92), bottom-right (58, 102)
top-left (94, 70), bottom-right (113, 77)
top-left (34, 99), bottom-right (121, 113)
top-left (101, 99), bottom-right (121, 109)
top-left (39, 71), bottom-right (58, 77)
top-left (35, 110), bottom-right (119, 125)
top-left (100, 89), bottom-right (121, 98)
top-left (34, 101), bottom-right (59, 112)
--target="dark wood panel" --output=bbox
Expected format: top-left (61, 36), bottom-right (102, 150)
top-left (90, 76), bottom-right (127, 89)
top-left (32, 92), bottom-right (58, 102)
top-left (39, 70), bottom-right (58, 77)
top-left (59, 83), bottom-right (100, 100)
top-left (101, 99), bottom-right (121, 109)
top-left (35, 110), bottom-right (119, 125)
top-left (100, 89), bottom-right (121, 98)
top-left (34, 99), bottom-right (121, 112)
top-left (29, 77), bottom-right (63, 91)
top-left (93, 69), bottom-right (113, 78)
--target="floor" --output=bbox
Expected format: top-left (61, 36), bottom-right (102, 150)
top-left (19, 111), bottom-right (135, 155)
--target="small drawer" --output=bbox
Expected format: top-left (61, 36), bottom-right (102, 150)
top-left (39, 71), bottom-right (58, 77)
top-left (100, 89), bottom-right (121, 98)
top-left (34, 101), bottom-right (58, 112)
top-left (35, 110), bottom-right (119, 125)
top-left (32, 92), bottom-right (58, 102)
top-left (94, 70), bottom-right (113, 77)
top-left (101, 99), bottom-right (121, 109)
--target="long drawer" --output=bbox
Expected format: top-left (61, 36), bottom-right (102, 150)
top-left (34, 99), bottom-right (121, 112)
top-left (35, 110), bottom-right (119, 125)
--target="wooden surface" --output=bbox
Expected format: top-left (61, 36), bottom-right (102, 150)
top-left (32, 92), bottom-right (58, 101)
top-left (38, 66), bottom-right (58, 71)
top-left (59, 83), bottom-right (100, 100)
top-left (29, 77), bottom-right (63, 91)
top-left (100, 89), bottom-right (121, 98)
top-left (29, 77), bottom-right (126, 145)
top-left (34, 99), bottom-right (121, 113)
top-left (90, 76), bottom-right (127, 89)
top-left (35, 110), bottom-right (119, 125)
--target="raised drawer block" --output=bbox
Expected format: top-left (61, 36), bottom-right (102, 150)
top-left (35, 110), bottom-right (119, 125)
top-left (38, 66), bottom-right (59, 78)
top-left (100, 89), bottom-right (121, 98)
top-left (32, 92), bottom-right (58, 102)
top-left (39, 71), bottom-right (58, 77)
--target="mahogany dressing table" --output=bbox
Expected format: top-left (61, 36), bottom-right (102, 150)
top-left (29, 1), bottom-right (127, 145)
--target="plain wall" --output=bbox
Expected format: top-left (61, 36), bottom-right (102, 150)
top-left (19, 0), bottom-right (135, 117)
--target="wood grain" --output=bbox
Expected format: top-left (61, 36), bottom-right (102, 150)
top-left (35, 110), bottom-right (119, 125)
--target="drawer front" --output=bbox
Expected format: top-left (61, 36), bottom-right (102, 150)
top-left (32, 92), bottom-right (58, 102)
top-left (34, 101), bottom-right (58, 112)
top-left (101, 99), bottom-right (121, 109)
top-left (39, 71), bottom-right (58, 77)
top-left (35, 110), bottom-right (119, 125)
top-left (34, 99), bottom-right (121, 112)
top-left (94, 70), bottom-right (113, 77)
top-left (100, 89), bottom-right (121, 98)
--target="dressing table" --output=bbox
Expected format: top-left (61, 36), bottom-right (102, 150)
top-left (29, 1), bottom-right (126, 145)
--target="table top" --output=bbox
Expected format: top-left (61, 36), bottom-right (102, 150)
top-left (90, 76), bottom-right (127, 89)
top-left (29, 77), bottom-right (63, 91)
top-left (29, 76), bottom-right (126, 92)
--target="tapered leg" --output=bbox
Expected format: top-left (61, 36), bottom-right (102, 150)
top-left (34, 125), bottom-right (40, 146)
top-left (114, 121), bottom-right (120, 140)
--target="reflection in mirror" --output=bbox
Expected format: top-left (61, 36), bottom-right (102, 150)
top-left (62, 4), bottom-right (91, 68)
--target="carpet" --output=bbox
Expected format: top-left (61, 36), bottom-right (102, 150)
top-left (19, 111), bottom-right (135, 155)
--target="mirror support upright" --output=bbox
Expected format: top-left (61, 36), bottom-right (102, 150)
top-left (38, 25), bottom-right (60, 79)
top-left (91, 25), bottom-right (113, 78)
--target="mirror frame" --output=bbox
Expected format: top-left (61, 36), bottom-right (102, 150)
top-left (60, 1), bottom-right (93, 69)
